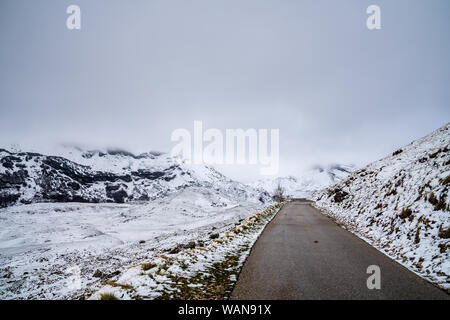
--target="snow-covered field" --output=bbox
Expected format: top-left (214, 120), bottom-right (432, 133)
top-left (0, 187), bottom-right (264, 299)
top-left (89, 202), bottom-right (284, 300)
top-left (313, 123), bottom-right (450, 291)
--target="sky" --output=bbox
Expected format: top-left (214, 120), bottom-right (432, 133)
top-left (0, 0), bottom-right (449, 181)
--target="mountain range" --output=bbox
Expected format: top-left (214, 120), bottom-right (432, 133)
top-left (0, 146), bottom-right (271, 208)
top-left (0, 145), bottom-right (355, 208)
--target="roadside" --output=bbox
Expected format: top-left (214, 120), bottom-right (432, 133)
top-left (89, 202), bottom-right (286, 300)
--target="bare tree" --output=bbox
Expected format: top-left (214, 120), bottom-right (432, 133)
top-left (272, 182), bottom-right (285, 202)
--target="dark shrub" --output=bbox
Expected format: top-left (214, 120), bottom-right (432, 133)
top-left (332, 189), bottom-right (349, 203)
top-left (400, 207), bottom-right (412, 219)
top-left (438, 227), bottom-right (450, 239)
top-left (428, 192), bottom-right (438, 205)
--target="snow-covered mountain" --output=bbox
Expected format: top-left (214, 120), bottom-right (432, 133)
top-left (0, 146), bottom-right (274, 299)
top-left (313, 123), bottom-right (450, 291)
top-left (249, 164), bottom-right (355, 198)
top-left (0, 146), bottom-right (270, 208)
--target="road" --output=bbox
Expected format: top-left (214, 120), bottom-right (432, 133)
top-left (231, 201), bottom-right (449, 300)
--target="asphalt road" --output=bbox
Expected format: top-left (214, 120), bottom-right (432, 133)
top-left (231, 201), bottom-right (449, 300)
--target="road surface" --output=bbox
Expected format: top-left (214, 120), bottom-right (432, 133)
top-left (231, 201), bottom-right (449, 300)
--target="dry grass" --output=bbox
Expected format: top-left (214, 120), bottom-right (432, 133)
top-left (399, 207), bottom-right (412, 220)
top-left (100, 293), bottom-right (118, 300)
top-left (105, 281), bottom-right (134, 290)
top-left (438, 227), bottom-right (450, 239)
top-left (142, 263), bottom-right (157, 271)
top-left (140, 202), bottom-right (285, 300)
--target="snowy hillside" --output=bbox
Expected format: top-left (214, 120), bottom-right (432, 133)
top-left (313, 123), bottom-right (450, 291)
top-left (0, 146), bottom-right (270, 208)
top-left (249, 164), bottom-right (354, 198)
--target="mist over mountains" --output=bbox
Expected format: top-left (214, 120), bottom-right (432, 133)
top-left (0, 146), bottom-right (272, 208)
top-left (0, 145), bottom-right (354, 208)
top-left (248, 164), bottom-right (355, 198)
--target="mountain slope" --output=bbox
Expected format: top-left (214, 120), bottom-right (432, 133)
top-left (249, 164), bottom-right (354, 198)
top-left (313, 124), bottom-right (450, 291)
top-left (0, 147), bottom-right (270, 208)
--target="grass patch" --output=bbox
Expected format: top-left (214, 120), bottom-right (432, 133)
top-left (429, 192), bottom-right (448, 211)
top-left (399, 207), bottom-right (412, 220)
top-left (105, 281), bottom-right (134, 290)
top-left (441, 175), bottom-right (450, 186)
top-left (438, 227), bottom-right (450, 239)
top-left (142, 263), bottom-right (157, 271)
top-left (428, 192), bottom-right (438, 205)
top-left (100, 293), bottom-right (119, 300)
top-left (155, 252), bottom-right (244, 300)
top-left (414, 227), bottom-right (421, 244)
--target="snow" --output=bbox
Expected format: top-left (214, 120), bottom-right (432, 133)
top-left (3, 123), bottom-right (447, 299)
top-left (88, 202), bottom-right (284, 300)
top-left (0, 187), bottom-right (264, 299)
top-left (0, 145), bottom-right (270, 207)
top-left (249, 164), bottom-right (355, 198)
top-left (313, 123), bottom-right (450, 291)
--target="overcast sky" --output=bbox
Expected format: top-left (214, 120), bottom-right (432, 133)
top-left (1, 0), bottom-right (449, 181)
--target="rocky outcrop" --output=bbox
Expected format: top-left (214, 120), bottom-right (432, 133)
top-left (0, 148), bottom-right (270, 207)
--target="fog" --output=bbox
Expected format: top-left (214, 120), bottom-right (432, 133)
top-left (1, 0), bottom-right (449, 181)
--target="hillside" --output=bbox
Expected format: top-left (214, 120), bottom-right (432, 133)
top-left (313, 124), bottom-right (450, 291)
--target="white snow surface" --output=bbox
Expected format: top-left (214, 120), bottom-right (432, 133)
top-left (0, 187), bottom-right (264, 299)
top-left (313, 123), bottom-right (450, 291)
top-left (89, 203), bottom-right (284, 300)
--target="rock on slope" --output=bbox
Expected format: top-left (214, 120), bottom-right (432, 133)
top-left (313, 123), bottom-right (450, 291)
top-left (249, 164), bottom-right (354, 198)
top-left (0, 147), bottom-right (270, 208)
